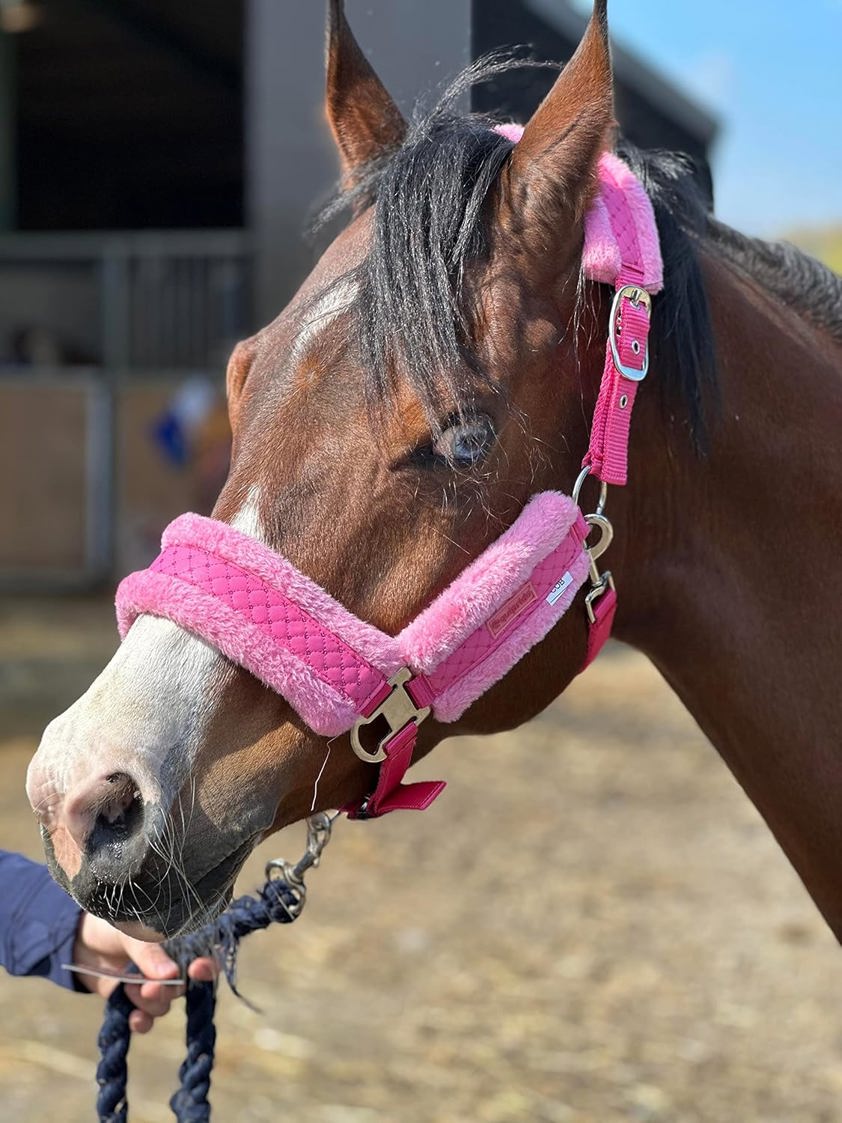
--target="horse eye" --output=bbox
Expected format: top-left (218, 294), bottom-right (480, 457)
top-left (430, 415), bottom-right (495, 467)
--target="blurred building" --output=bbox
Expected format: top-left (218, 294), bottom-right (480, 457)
top-left (0, 0), bottom-right (716, 588)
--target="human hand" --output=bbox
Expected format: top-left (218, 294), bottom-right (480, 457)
top-left (72, 913), bottom-right (217, 1033)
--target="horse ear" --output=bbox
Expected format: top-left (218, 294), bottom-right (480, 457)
top-left (325, 0), bottom-right (407, 186)
top-left (501, 0), bottom-right (614, 256)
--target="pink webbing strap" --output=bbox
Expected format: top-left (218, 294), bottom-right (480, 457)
top-left (495, 127), bottom-right (663, 485)
top-left (349, 721), bottom-right (445, 818)
top-left (582, 586), bottom-right (617, 671)
top-left (583, 272), bottom-right (649, 486)
top-left (582, 157), bottom-right (663, 485)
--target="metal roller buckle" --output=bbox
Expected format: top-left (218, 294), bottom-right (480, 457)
top-left (609, 285), bottom-right (652, 382)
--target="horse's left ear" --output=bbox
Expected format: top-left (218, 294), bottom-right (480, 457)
top-left (325, 0), bottom-right (407, 187)
top-left (501, 0), bottom-right (614, 259)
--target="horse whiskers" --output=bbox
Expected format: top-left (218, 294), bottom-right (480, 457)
top-left (153, 808), bottom-right (208, 926)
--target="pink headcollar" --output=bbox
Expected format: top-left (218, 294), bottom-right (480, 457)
top-left (116, 130), bottom-right (663, 819)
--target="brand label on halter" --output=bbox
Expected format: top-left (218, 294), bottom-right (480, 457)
top-left (546, 571), bottom-right (574, 607)
top-left (487, 582), bottom-right (538, 639)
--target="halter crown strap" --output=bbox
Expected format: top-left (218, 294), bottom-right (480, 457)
top-left (581, 153), bottom-right (663, 484)
top-left (496, 127), bottom-right (664, 486)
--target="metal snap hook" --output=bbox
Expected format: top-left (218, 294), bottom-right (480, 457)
top-left (584, 513), bottom-right (614, 562)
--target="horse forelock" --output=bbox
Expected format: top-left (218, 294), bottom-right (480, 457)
top-left (315, 53), bottom-right (723, 448)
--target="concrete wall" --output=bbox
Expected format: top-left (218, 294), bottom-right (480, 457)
top-left (0, 377), bottom-right (226, 583)
top-left (246, 0), bottom-right (471, 326)
top-left (0, 381), bottom-right (88, 573)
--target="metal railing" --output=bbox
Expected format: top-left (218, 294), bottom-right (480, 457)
top-left (0, 228), bottom-right (251, 374)
top-left (0, 230), bottom-right (251, 589)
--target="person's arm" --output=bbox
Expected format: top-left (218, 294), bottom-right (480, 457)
top-left (1, 850), bottom-right (216, 1033)
top-left (0, 849), bottom-right (81, 989)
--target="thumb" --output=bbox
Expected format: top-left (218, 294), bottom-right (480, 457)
top-left (125, 938), bottom-right (180, 981)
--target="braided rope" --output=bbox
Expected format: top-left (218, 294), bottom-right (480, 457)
top-left (96, 876), bottom-right (304, 1123)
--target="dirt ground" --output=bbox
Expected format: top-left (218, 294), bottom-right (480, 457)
top-left (0, 595), bottom-right (840, 1123)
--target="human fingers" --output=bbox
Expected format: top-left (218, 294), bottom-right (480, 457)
top-left (124, 938), bottom-right (181, 982)
top-left (128, 1009), bottom-right (154, 1035)
top-left (123, 982), bottom-right (176, 1020)
top-left (187, 957), bottom-right (219, 983)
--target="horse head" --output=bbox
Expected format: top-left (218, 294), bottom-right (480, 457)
top-left (26, 0), bottom-right (641, 936)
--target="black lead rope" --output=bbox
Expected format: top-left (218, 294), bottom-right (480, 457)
top-left (95, 814), bottom-right (335, 1123)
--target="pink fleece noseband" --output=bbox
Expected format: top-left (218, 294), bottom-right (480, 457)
top-left (116, 130), bottom-right (663, 818)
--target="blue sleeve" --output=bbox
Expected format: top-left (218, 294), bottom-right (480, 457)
top-left (0, 849), bottom-right (83, 990)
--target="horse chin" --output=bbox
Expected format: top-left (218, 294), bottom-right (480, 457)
top-left (44, 828), bottom-right (255, 938)
top-left (111, 887), bottom-right (234, 940)
top-left (112, 919), bottom-right (168, 942)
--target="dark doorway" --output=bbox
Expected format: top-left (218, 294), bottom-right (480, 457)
top-left (15, 0), bottom-right (244, 230)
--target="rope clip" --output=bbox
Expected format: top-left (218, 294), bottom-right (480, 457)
top-left (264, 811), bottom-right (338, 918)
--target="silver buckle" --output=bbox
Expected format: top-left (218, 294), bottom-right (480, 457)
top-left (608, 285), bottom-right (652, 382)
top-left (350, 667), bottom-right (430, 764)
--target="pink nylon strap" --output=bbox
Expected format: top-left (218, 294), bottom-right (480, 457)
top-left (495, 125), bottom-right (662, 486)
top-left (582, 153), bottom-right (662, 485)
top-left (345, 722), bottom-right (445, 819)
top-left (582, 586), bottom-right (617, 671)
top-left (583, 269), bottom-right (651, 486)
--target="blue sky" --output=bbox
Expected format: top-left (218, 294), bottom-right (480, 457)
top-left (570, 0), bottom-right (842, 236)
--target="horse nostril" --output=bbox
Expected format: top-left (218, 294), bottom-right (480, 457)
top-left (87, 772), bottom-right (145, 859)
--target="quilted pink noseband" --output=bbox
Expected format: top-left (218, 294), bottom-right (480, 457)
top-left (116, 130), bottom-right (663, 819)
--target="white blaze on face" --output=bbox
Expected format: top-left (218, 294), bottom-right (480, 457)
top-left (230, 484), bottom-right (266, 542)
top-left (27, 487), bottom-right (268, 825)
top-left (290, 278), bottom-right (359, 368)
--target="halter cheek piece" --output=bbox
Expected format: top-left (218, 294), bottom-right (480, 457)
top-left (116, 131), bottom-right (663, 819)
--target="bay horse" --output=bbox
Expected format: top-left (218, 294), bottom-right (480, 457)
top-left (27, 0), bottom-right (842, 945)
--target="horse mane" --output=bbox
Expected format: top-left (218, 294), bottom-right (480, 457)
top-left (704, 220), bottom-right (842, 345)
top-left (322, 55), bottom-right (838, 447)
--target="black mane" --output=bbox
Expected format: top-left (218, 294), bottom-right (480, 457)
top-left (706, 220), bottom-right (842, 345)
top-left (322, 56), bottom-right (839, 443)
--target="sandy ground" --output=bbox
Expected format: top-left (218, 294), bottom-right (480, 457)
top-left (0, 595), bottom-right (840, 1123)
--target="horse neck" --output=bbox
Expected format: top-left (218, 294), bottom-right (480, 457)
top-left (615, 247), bottom-right (842, 938)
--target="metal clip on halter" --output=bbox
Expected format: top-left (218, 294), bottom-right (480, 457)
top-left (573, 467), bottom-right (616, 625)
top-left (350, 667), bottom-right (431, 763)
top-left (583, 512), bottom-right (615, 625)
top-left (265, 810), bottom-right (337, 920)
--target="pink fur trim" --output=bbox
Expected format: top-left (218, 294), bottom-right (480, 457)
top-left (595, 153), bottom-right (664, 291)
top-left (117, 569), bottom-right (360, 736)
top-left (493, 124), bottom-right (662, 293)
top-left (433, 544), bottom-right (591, 721)
top-left (118, 493), bottom-right (589, 734)
top-left (162, 514), bottom-right (403, 674)
top-left (582, 191), bottom-right (619, 285)
top-left (398, 492), bottom-right (581, 672)
top-left (494, 122), bottom-right (523, 144)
